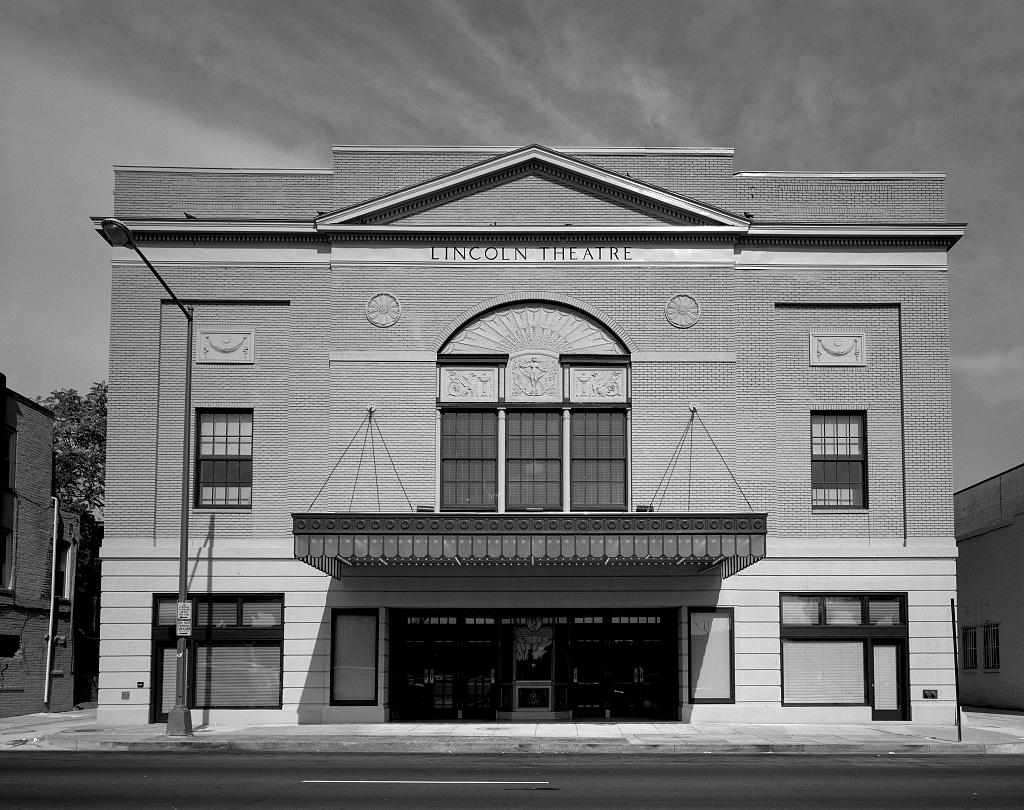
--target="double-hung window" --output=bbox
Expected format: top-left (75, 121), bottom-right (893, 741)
top-left (196, 411), bottom-right (252, 508)
top-left (811, 412), bottom-right (866, 507)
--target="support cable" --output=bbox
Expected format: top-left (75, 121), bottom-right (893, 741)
top-left (349, 420), bottom-right (372, 511)
top-left (370, 414), bottom-right (415, 512)
top-left (687, 420), bottom-right (694, 512)
top-left (307, 413), bottom-right (371, 510)
top-left (648, 411), bottom-right (694, 510)
top-left (692, 409), bottom-right (754, 510)
top-left (369, 412), bottom-right (381, 512)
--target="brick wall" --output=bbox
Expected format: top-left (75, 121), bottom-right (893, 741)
top-left (1, 392), bottom-right (77, 717)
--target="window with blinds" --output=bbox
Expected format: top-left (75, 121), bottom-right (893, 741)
top-left (781, 594), bottom-right (904, 627)
top-left (506, 411), bottom-right (561, 510)
top-left (783, 640), bottom-right (865, 704)
top-left (195, 644), bottom-right (281, 708)
top-left (441, 411), bottom-right (498, 510)
top-left (571, 411), bottom-right (626, 510)
top-left (152, 594), bottom-right (284, 718)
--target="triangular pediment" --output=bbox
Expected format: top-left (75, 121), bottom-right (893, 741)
top-left (316, 145), bottom-right (748, 230)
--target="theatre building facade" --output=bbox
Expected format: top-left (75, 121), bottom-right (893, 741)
top-left (95, 145), bottom-right (963, 726)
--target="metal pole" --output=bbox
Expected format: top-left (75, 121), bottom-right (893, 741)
top-left (166, 307), bottom-right (194, 736)
top-left (950, 598), bottom-right (962, 743)
top-left (100, 220), bottom-right (194, 736)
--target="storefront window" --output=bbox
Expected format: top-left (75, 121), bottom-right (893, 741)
top-left (332, 610), bottom-right (379, 704)
top-left (152, 594), bottom-right (283, 719)
top-left (688, 608), bottom-right (734, 703)
top-left (782, 640), bottom-right (865, 704)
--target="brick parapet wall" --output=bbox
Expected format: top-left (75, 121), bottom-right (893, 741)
top-left (111, 148), bottom-right (948, 223)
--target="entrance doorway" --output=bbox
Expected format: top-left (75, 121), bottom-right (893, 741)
top-left (389, 610), bottom-right (677, 721)
top-left (870, 640), bottom-right (907, 720)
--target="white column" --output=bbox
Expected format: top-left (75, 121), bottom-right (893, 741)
top-left (626, 408), bottom-right (632, 511)
top-left (497, 408), bottom-right (506, 513)
top-left (562, 407), bottom-right (571, 513)
top-left (435, 409), bottom-right (442, 511)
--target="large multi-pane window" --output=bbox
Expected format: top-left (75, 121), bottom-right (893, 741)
top-left (811, 412), bottom-right (866, 507)
top-left (440, 407), bottom-right (628, 511)
top-left (983, 624), bottom-right (1000, 670)
top-left (780, 593), bottom-right (907, 708)
top-left (571, 411), bottom-right (626, 510)
top-left (441, 411), bottom-right (498, 510)
top-left (152, 594), bottom-right (283, 719)
top-left (506, 411), bottom-right (561, 510)
top-left (196, 411), bottom-right (253, 508)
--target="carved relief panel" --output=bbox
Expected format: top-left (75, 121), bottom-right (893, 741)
top-left (507, 352), bottom-right (561, 402)
top-left (439, 367), bottom-right (499, 402)
top-left (808, 332), bottom-right (867, 366)
top-left (196, 328), bottom-right (255, 364)
top-left (569, 366), bottom-right (627, 403)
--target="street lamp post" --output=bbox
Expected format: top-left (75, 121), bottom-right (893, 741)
top-left (101, 218), bottom-right (194, 737)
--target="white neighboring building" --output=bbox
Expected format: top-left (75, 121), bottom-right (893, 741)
top-left (956, 463), bottom-right (1024, 710)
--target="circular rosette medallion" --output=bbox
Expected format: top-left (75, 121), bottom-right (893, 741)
top-left (365, 293), bottom-right (402, 328)
top-left (664, 294), bottom-right (701, 329)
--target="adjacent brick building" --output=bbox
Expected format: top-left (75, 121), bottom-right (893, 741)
top-left (955, 463), bottom-right (1024, 710)
top-left (2, 375), bottom-right (79, 717)
top-left (95, 144), bottom-right (963, 726)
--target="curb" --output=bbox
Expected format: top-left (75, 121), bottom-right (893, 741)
top-left (41, 734), bottom-right (1024, 755)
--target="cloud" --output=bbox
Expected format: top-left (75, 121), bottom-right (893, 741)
top-left (953, 347), bottom-right (1024, 406)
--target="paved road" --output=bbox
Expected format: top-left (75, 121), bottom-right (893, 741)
top-left (2, 752), bottom-right (1023, 808)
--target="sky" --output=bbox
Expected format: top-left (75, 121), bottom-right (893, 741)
top-left (1, 0), bottom-right (1022, 491)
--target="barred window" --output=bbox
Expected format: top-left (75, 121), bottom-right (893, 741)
top-left (506, 411), bottom-right (561, 510)
top-left (811, 412), bottom-right (866, 507)
top-left (441, 411), bottom-right (497, 510)
top-left (571, 411), bottom-right (626, 510)
top-left (983, 624), bottom-right (1000, 670)
top-left (196, 411), bottom-right (253, 508)
top-left (961, 626), bottom-right (978, 670)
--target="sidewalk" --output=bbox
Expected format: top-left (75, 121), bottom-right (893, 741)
top-left (3, 708), bottom-right (1024, 754)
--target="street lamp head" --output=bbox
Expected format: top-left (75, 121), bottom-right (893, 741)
top-left (101, 218), bottom-right (136, 248)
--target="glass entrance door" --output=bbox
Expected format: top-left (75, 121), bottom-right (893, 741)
top-left (871, 640), bottom-right (906, 720)
top-left (608, 616), bottom-right (674, 719)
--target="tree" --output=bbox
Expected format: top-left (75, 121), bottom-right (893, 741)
top-left (39, 381), bottom-right (106, 704)
top-left (40, 381), bottom-right (106, 516)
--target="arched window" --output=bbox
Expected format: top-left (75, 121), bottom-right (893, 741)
top-left (437, 304), bottom-right (629, 512)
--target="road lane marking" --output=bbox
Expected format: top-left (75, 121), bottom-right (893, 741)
top-left (303, 780), bottom-right (550, 785)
